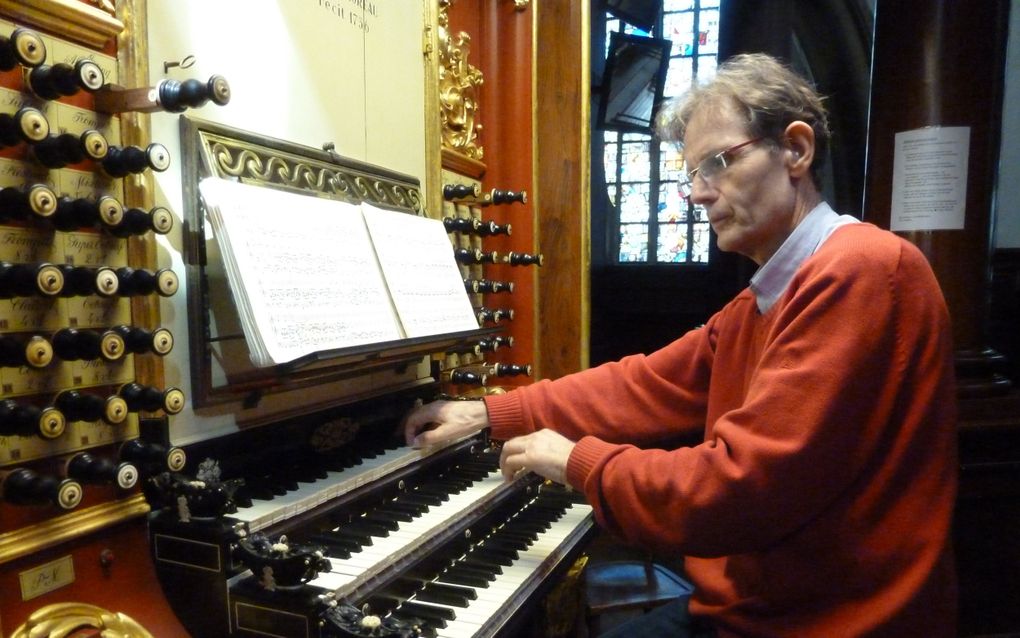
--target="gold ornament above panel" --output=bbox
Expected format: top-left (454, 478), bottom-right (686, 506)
top-left (438, 0), bottom-right (484, 163)
top-left (0, 0), bottom-right (123, 48)
top-left (197, 131), bottom-right (424, 214)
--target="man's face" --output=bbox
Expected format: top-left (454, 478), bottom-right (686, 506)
top-left (682, 105), bottom-right (798, 265)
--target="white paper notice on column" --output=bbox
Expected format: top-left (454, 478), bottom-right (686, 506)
top-left (890, 126), bottom-right (970, 231)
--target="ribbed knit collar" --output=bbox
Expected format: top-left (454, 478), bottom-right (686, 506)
top-left (749, 201), bottom-right (860, 314)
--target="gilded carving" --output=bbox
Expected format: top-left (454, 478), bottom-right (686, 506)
top-left (202, 137), bottom-right (424, 214)
top-left (437, 0), bottom-right (484, 160)
top-left (12, 602), bottom-right (154, 638)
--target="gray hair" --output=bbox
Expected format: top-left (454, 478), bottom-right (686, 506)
top-left (656, 53), bottom-right (830, 187)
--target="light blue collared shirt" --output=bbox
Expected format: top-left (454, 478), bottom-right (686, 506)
top-left (749, 202), bottom-right (860, 314)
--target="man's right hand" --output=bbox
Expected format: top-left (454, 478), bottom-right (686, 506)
top-left (402, 400), bottom-right (490, 448)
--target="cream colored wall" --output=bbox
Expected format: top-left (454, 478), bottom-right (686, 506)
top-left (143, 0), bottom-right (431, 443)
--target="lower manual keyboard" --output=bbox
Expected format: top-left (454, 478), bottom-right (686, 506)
top-left (379, 487), bottom-right (594, 638)
top-left (307, 454), bottom-right (523, 595)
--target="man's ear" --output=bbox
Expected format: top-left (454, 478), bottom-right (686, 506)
top-left (783, 121), bottom-right (815, 178)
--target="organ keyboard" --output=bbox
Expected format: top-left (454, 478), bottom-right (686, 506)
top-left (358, 487), bottom-right (593, 638)
top-left (147, 398), bottom-right (595, 638)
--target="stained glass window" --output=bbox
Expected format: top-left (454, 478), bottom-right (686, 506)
top-left (604, 1), bottom-right (718, 264)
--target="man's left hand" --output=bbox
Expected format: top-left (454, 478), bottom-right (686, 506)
top-left (499, 429), bottom-right (576, 486)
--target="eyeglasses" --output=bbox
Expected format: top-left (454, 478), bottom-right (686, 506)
top-left (677, 137), bottom-right (764, 198)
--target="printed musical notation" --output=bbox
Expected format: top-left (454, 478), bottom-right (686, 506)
top-left (198, 179), bottom-right (477, 367)
top-left (362, 203), bottom-right (478, 338)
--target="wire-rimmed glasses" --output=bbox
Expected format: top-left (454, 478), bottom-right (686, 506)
top-left (677, 137), bottom-right (764, 198)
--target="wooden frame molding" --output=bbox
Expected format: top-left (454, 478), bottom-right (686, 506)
top-left (0, 495), bottom-right (150, 564)
top-left (0, 0), bottom-right (123, 48)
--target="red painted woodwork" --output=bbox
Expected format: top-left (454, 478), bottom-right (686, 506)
top-left (0, 517), bottom-right (188, 637)
top-left (448, 1), bottom-right (537, 385)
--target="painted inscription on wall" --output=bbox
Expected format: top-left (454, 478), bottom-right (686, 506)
top-left (317, 0), bottom-right (379, 32)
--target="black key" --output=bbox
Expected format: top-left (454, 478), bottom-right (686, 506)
top-left (440, 570), bottom-right (492, 588)
top-left (330, 529), bottom-right (374, 546)
top-left (403, 492), bottom-right (444, 507)
top-left (422, 581), bottom-right (477, 604)
top-left (478, 539), bottom-right (521, 556)
top-left (416, 587), bottom-right (471, 608)
top-left (243, 477), bottom-right (285, 500)
top-left (470, 547), bottom-right (516, 566)
top-left (341, 519), bottom-right (391, 537)
top-left (401, 601), bottom-right (456, 622)
top-left (362, 512), bottom-right (402, 531)
top-left (461, 556), bottom-right (502, 574)
top-left (374, 506), bottom-right (417, 523)
top-left (415, 485), bottom-right (452, 500)
top-left (312, 531), bottom-right (365, 552)
top-left (386, 499), bottom-right (429, 515)
top-left (447, 563), bottom-right (497, 581)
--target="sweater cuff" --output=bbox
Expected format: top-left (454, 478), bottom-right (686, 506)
top-left (566, 435), bottom-right (618, 491)
top-left (483, 392), bottom-right (526, 441)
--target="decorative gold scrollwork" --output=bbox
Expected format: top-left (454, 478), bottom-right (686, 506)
top-left (11, 602), bottom-right (154, 638)
top-left (203, 139), bottom-right (424, 214)
top-left (437, 0), bottom-right (484, 160)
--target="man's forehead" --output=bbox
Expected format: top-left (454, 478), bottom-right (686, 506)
top-left (682, 106), bottom-right (750, 159)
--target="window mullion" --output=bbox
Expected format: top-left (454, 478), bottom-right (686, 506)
top-left (648, 138), bottom-right (661, 263)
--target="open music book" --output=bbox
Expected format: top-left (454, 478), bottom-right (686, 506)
top-left (198, 178), bottom-right (479, 367)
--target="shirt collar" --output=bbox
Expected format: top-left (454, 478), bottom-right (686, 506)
top-left (749, 201), bottom-right (859, 314)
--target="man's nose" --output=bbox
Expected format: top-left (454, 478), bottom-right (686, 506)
top-left (688, 173), bottom-right (716, 205)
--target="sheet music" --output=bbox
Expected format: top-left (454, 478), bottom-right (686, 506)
top-left (361, 203), bottom-right (479, 337)
top-left (200, 178), bottom-right (403, 367)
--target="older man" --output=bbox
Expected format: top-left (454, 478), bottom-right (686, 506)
top-left (405, 53), bottom-right (957, 637)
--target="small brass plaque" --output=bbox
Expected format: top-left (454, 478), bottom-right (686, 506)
top-left (19, 555), bottom-right (75, 601)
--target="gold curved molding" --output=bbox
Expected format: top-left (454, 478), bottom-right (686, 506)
top-left (198, 133), bottom-right (425, 214)
top-left (116, 0), bottom-right (165, 390)
top-left (0, 494), bottom-right (150, 565)
top-left (0, 0), bottom-right (124, 49)
top-left (437, 0), bottom-right (484, 161)
top-left (12, 601), bottom-right (154, 638)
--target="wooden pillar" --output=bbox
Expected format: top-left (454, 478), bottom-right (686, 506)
top-left (533, 1), bottom-right (590, 379)
top-left (863, 0), bottom-right (1011, 395)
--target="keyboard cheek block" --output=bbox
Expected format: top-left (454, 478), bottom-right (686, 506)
top-left (233, 532), bottom-right (333, 590)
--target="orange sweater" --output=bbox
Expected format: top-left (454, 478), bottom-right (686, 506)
top-left (484, 224), bottom-right (957, 637)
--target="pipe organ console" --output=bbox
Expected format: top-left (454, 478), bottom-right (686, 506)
top-left (0, 5), bottom-right (590, 637)
top-left (103, 113), bottom-right (592, 636)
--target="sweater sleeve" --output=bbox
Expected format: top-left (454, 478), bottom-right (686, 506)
top-left (566, 231), bottom-right (950, 556)
top-left (483, 306), bottom-right (726, 446)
